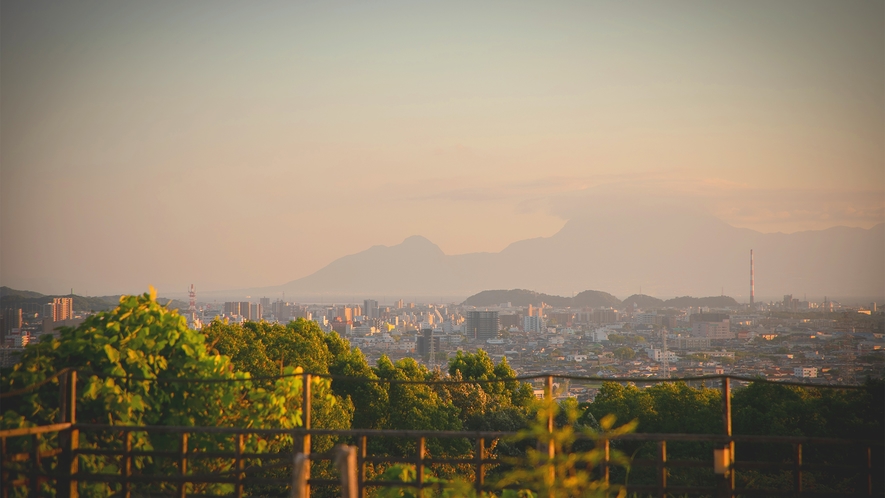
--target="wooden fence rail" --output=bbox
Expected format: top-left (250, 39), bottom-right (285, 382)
top-left (1, 372), bottom-right (882, 497)
top-left (2, 424), bottom-right (881, 497)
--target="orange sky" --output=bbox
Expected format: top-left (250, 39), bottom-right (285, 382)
top-left (2, 1), bottom-right (882, 295)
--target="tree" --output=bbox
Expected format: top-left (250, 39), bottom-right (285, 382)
top-left (612, 347), bottom-right (635, 361)
top-left (203, 318), bottom-right (355, 433)
top-left (497, 397), bottom-right (635, 498)
top-left (447, 350), bottom-right (534, 410)
top-left (731, 379), bottom-right (884, 493)
top-left (1, 289), bottom-right (325, 496)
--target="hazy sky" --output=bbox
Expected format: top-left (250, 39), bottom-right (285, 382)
top-left (2, 0), bottom-right (883, 296)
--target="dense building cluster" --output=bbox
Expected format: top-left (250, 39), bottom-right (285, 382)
top-left (3, 292), bottom-right (883, 389)
top-left (174, 294), bottom-right (885, 397)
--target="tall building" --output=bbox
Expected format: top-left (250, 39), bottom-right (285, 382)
top-left (364, 299), bottom-right (379, 319)
top-left (417, 328), bottom-right (440, 361)
top-left (523, 315), bottom-right (544, 333)
top-left (52, 298), bottom-right (73, 321)
top-left (223, 302), bottom-right (240, 315)
top-left (592, 309), bottom-right (618, 325)
top-left (465, 311), bottom-right (499, 340)
top-left (250, 303), bottom-right (262, 321)
top-left (2, 308), bottom-right (23, 344)
top-left (223, 301), bottom-right (253, 319)
top-left (548, 311), bottom-right (572, 326)
top-left (691, 313), bottom-right (732, 339)
top-left (272, 300), bottom-right (291, 321)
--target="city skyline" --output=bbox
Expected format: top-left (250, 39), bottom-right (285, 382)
top-left (2, 1), bottom-right (882, 295)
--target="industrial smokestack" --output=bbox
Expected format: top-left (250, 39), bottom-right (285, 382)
top-left (750, 249), bottom-right (755, 308)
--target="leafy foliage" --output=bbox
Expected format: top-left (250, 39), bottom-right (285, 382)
top-left (447, 350), bottom-right (534, 410)
top-left (0, 289), bottom-right (329, 496)
top-left (612, 347), bottom-right (636, 361)
top-left (497, 398), bottom-right (634, 498)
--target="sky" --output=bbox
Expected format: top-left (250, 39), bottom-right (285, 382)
top-left (1, 0), bottom-right (883, 296)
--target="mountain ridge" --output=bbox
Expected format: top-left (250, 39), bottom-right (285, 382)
top-left (461, 289), bottom-right (741, 309)
top-left (238, 212), bottom-right (884, 302)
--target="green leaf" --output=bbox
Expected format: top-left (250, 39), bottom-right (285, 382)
top-left (104, 344), bottom-right (120, 363)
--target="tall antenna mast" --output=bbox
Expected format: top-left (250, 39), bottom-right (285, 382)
top-left (430, 332), bottom-right (435, 370)
top-left (750, 249), bottom-right (755, 310)
top-left (661, 329), bottom-right (670, 379)
top-left (188, 284), bottom-right (196, 314)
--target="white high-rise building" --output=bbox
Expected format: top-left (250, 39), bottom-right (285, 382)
top-left (524, 315), bottom-right (544, 333)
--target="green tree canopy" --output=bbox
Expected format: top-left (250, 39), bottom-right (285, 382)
top-left (447, 349), bottom-right (534, 409)
top-left (202, 318), bottom-right (356, 433)
top-left (1, 289), bottom-right (314, 431)
top-left (613, 346), bottom-right (636, 361)
top-left (0, 289), bottom-right (323, 496)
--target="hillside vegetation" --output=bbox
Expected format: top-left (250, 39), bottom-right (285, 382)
top-left (462, 288), bottom-right (740, 309)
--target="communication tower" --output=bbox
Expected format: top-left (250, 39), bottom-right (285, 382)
top-left (661, 329), bottom-right (670, 379)
top-left (750, 249), bottom-right (755, 309)
top-left (188, 284), bottom-right (197, 315)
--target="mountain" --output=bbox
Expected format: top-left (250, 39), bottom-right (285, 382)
top-left (0, 287), bottom-right (122, 312)
top-left (621, 294), bottom-right (665, 309)
top-left (461, 288), bottom-right (738, 310)
top-left (0, 286), bottom-right (46, 299)
top-left (0, 286), bottom-right (190, 313)
top-left (572, 290), bottom-right (624, 308)
top-left (462, 289), bottom-right (576, 307)
top-left (248, 208), bottom-right (884, 302)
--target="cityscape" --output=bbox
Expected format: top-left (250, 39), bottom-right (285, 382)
top-left (1, 1), bottom-right (882, 496)
top-left (3, 274), bottom-right (883, 392)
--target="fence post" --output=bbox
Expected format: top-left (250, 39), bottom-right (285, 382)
top-left (302, 373), bottom-right (312, 498)
top-left (867, 446), bottom-right (872, 496)
top-left (474, 437), bottom-right (484, 496)
top-left (334, 445), bottom-right (357, 498)
top-left (63, 370), bottom-right (78, 498)
top-left (720, 376), bottom-right (734, 497)
top-left (416, 437), bottom-right (426, 498)
top-left (123, 431), bottom-right (132, 498)
top-left (545, 375), bottom-right (555, 498)
top-left (29, 434), bottom-right (39, 498)
top-left (657, 440), bottom-right (667, 498)
top-left (793, 443), bottom-right (802, 497)
top-left (2, 436), bottom-right (7, 498)
top-left (292, 454), bottom-right (309, 498)
top-left (58, 372), bottom-right (68, 424)
top-left (358, 436), bottom-right (367, 498)
top-left (545, 375), bottom-right (554, 460)
top-left (178, 432), bottom-right (188, 498)
top-left (236, 433), bottom-right (245, 498)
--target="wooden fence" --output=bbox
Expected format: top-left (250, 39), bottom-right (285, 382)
top-left (1, 372), bottom-right (882, 497)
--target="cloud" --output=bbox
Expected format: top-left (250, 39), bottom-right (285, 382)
top-left (387, 171), bottom-right (884, 233)
top-left (543, 176), bottom-right (884, 232)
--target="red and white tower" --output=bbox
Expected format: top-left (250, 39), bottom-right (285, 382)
top-left (188, 284), bottom-right (197, 315)
top-left (750, 250), bottom-right (755, 309)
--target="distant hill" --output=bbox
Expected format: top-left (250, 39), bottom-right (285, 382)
top-left (572, 290), bottom-right (623, 308)
top-left (461, 289), bottom-right (573, 307)
top-left (0, 286), bottom-right (45, 299)
top-left (621, 294), bottom-right (665, 309)
top-left (462, 288), bottom-right (735, 310)
top-left (0, 287), bottom-right (120, 313)
top-left (0, 287), bottom-right (190, 313)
